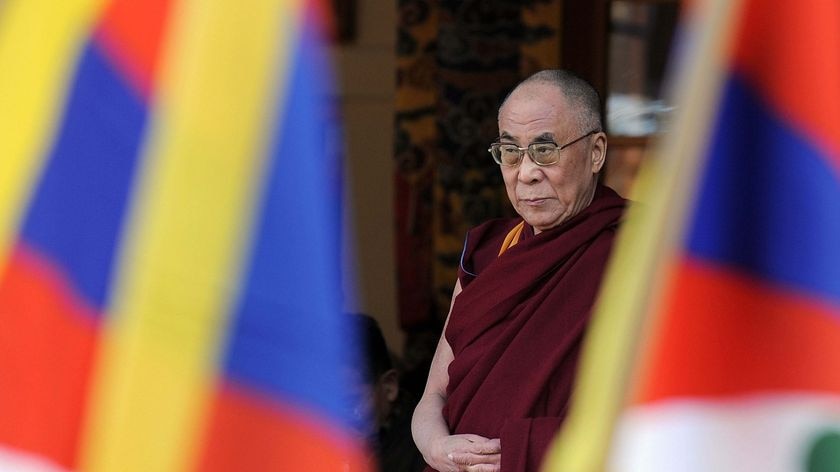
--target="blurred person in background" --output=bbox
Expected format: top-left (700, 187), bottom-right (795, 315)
top-left (349, 313), bottom-right (427, 472)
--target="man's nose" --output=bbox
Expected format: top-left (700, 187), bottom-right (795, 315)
top-left (517, 153), bottom-right (544, 183)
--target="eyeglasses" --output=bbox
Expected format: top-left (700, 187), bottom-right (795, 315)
top-left (488, 129), bottom-right (600, 167)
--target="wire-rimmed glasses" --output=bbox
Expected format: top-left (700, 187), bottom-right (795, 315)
top-left (488, 129), bottom-right (600, 166)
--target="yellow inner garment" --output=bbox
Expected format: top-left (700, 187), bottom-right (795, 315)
top-left (498, 221), bottom-right (525, 257)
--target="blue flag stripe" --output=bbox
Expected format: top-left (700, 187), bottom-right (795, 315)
top-left (221, 18), bottom-right (355, 427)
top-left (20, 41), bottom-right (147, 311)
top-left (686, 74), bottom-right (840, 307)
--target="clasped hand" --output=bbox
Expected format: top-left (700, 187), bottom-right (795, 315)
top-left (426, 433), bottom-right (501, 472)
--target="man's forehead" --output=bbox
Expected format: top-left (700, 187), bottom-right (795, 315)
top-left (498, 103), bottom-right (574, 140)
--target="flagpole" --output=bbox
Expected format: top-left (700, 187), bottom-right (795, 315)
top-left (541, 0), bottom-right (745, 470)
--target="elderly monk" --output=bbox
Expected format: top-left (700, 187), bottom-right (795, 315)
top-left (411, 70), bottom-right (626, 472)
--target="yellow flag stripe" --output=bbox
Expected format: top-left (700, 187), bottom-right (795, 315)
top-left (79, 1), bottom-right (301, 471)
top-left (542, 1), bottom-right (746, 470)
top-left (0, 0), bottom-right (106, 280)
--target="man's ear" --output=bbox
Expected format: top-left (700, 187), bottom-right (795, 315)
top-left (591, 132), bottom-right (607, 174)
top-left (379, 369), bottom-right (399, 403)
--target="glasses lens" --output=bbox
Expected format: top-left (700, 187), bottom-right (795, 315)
top-left (529, 143), bottom-right (559, 165)
top-left (498, 144), bottom-right (522, 165)
top-left (490, 144), bottom-right (520, 165)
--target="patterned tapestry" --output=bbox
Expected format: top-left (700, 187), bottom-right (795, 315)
top-left (394, 0), bottom-right (562, 346)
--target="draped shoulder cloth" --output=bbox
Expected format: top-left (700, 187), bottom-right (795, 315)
top-left (443, 185), bottom-right (626, 471)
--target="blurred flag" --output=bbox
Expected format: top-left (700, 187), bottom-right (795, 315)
top-left (544, 0), bottom-right (840, 471)
top-left (0, 0), bottom-right (370, 471)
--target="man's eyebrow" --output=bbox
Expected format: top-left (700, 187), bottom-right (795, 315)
top-left (496, 132), bottom-right (557, 143)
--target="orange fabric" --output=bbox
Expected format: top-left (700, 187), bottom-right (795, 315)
top-left (497, 221), bottom-right (525, 257)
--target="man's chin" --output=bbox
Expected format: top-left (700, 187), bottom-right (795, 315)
top-left (519, 210), bottom-right (563, 231)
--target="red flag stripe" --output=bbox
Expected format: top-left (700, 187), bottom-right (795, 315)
top-left (0, 244), bottom-right (99, 468)
top-left (730, 0), bottom-right (840, 171)
top-left (633, 257), bottom-right (840, 404)
top-left (93, 0), bottom-right (174, 99)
top-left (195, 384), bottom-right (372, 472)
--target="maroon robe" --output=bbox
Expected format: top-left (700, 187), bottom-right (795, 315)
top-left (439, 186), bottom-right (625, 471)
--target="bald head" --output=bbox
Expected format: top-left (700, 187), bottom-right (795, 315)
top-left (499, 70), bottom-right (602, 134)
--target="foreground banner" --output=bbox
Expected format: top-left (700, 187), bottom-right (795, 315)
top-left (0, 1), bottom-right (370, 470)
top-left (545, 0), bottom-right (840, 470)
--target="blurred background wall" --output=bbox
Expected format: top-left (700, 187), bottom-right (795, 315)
top-left (332, 0), bottom-right (402, 350)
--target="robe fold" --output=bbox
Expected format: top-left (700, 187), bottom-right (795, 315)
top-left (438, 186), bottom-right (625, 472)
